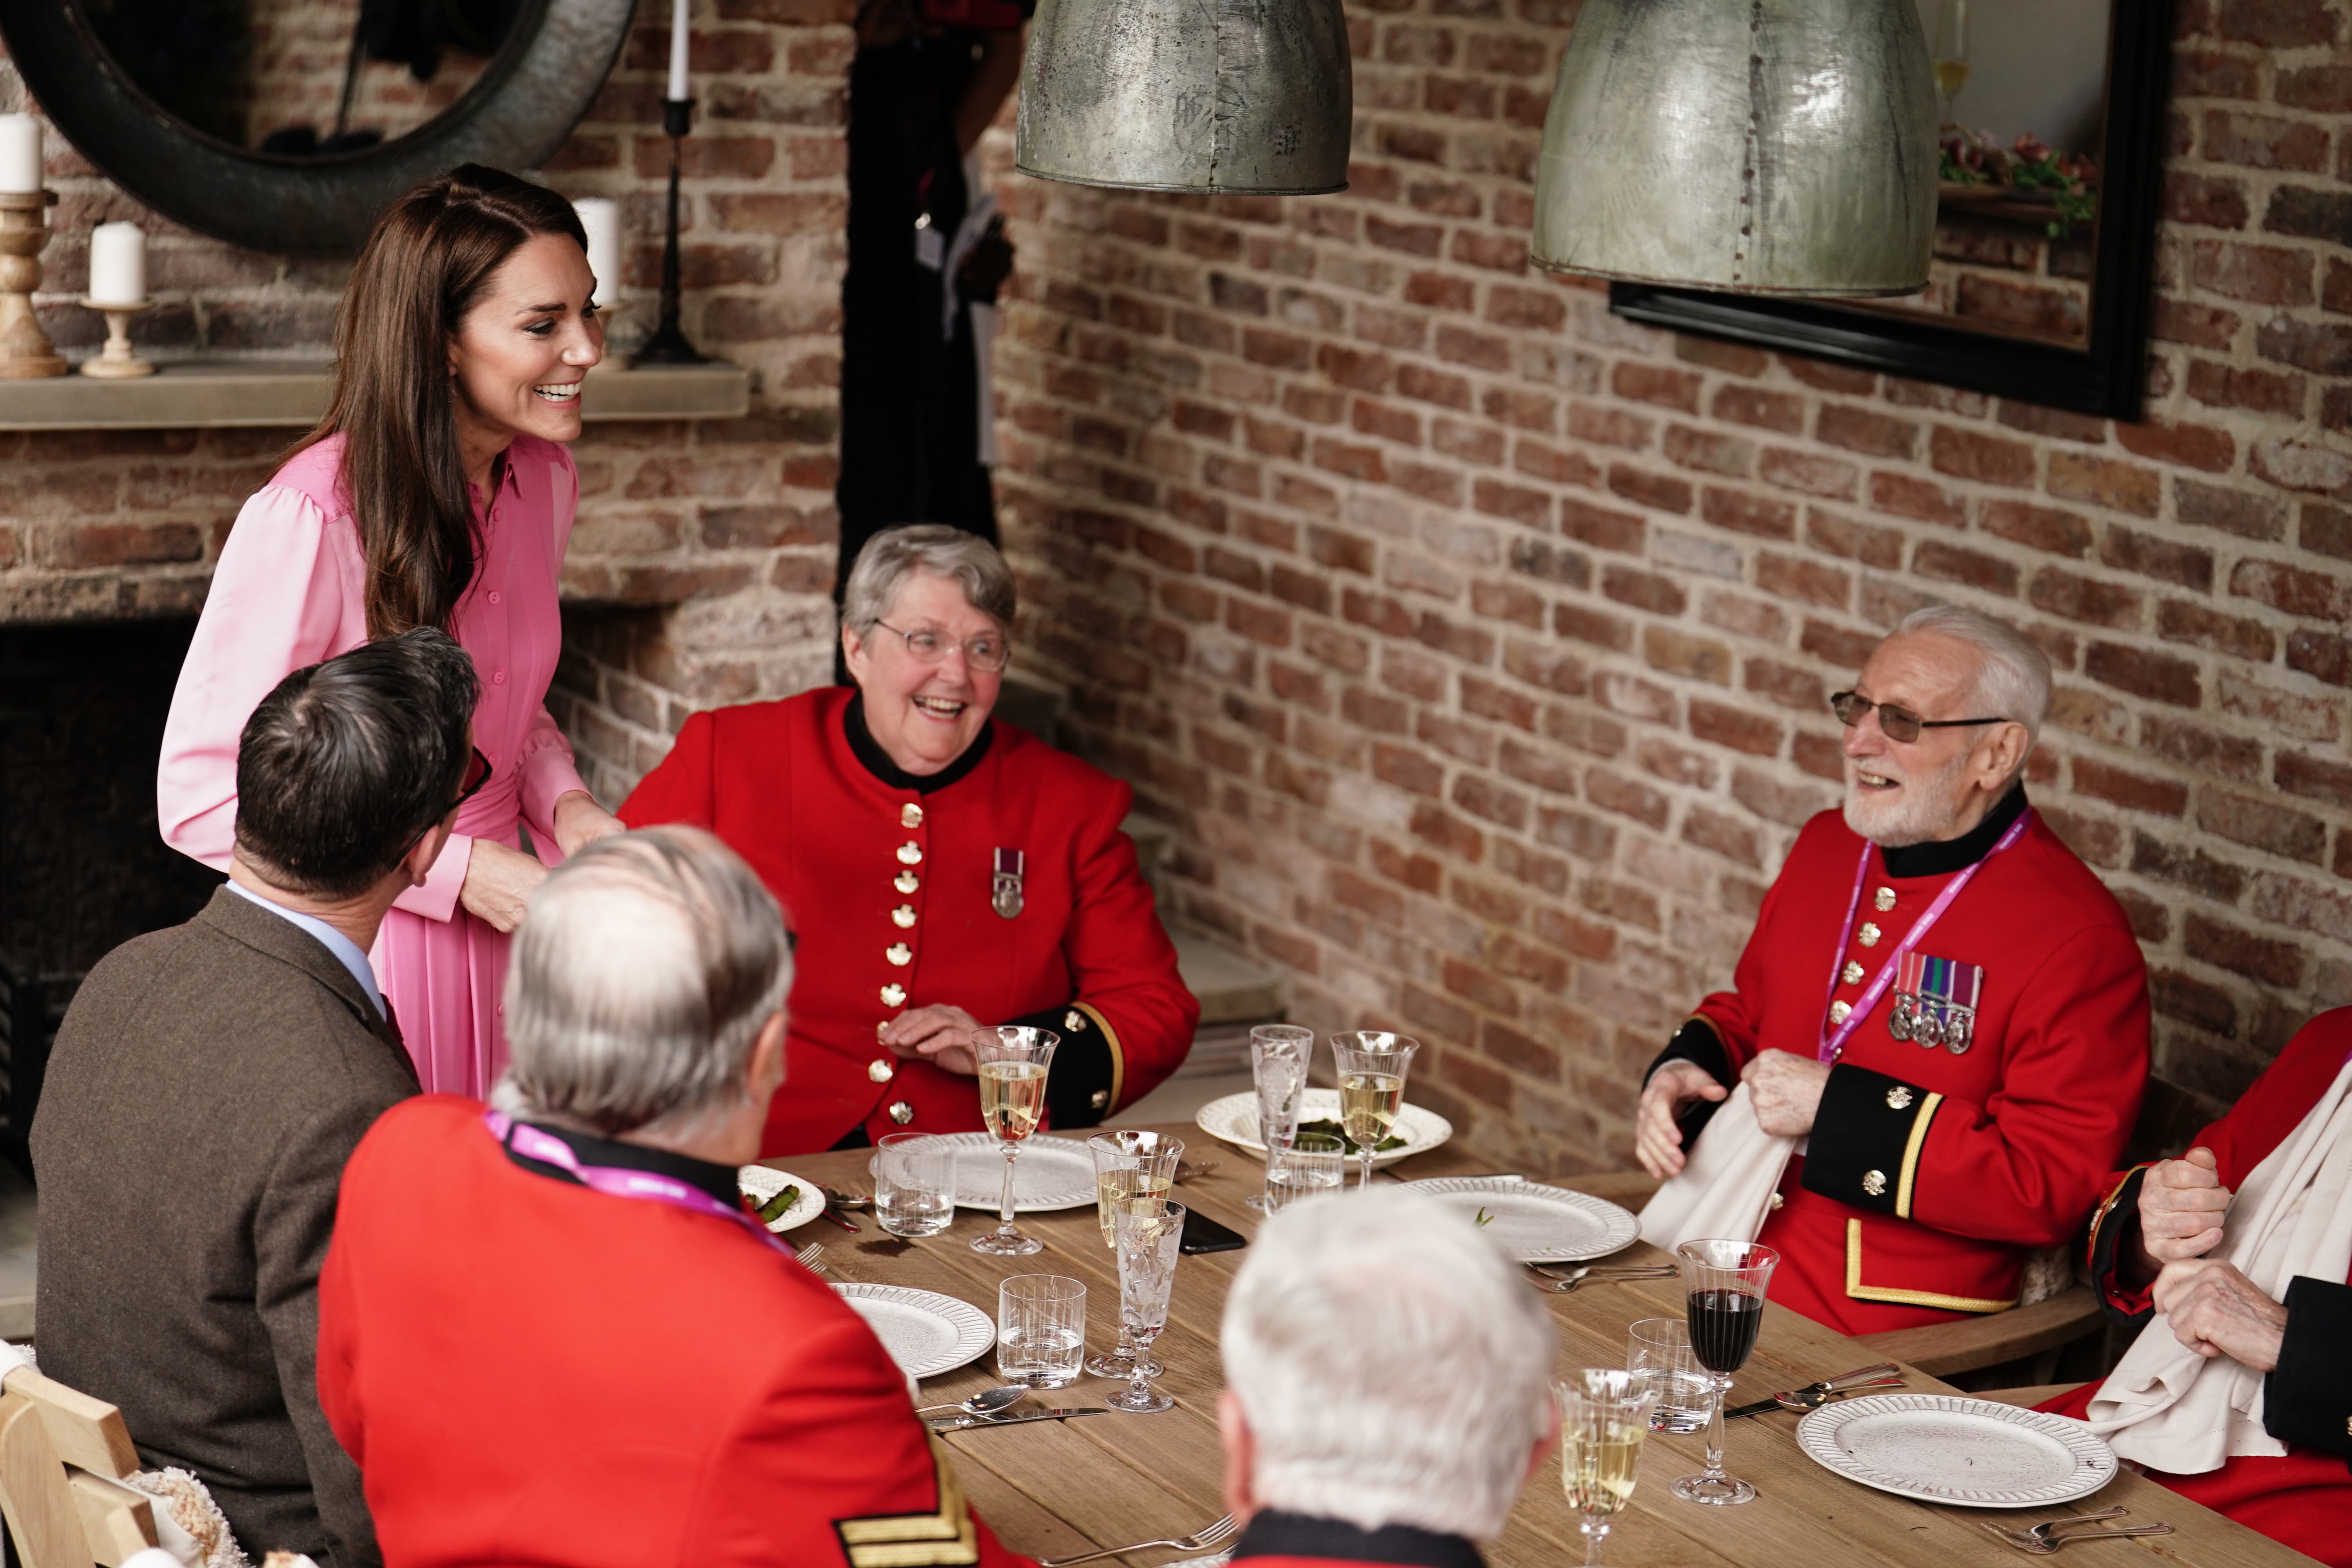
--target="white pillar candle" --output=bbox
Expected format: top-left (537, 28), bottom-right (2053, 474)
top-left (87, 221), bottom-right (147, 305)
top-left (667, 0), bottom-right (691, 101)
top-left (0, 114), bottom-right (42, 194)
top-left (575, 198), bottom-right (621, 305)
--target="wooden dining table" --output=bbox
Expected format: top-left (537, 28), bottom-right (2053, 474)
top-left (770, 1123), bottom-right (2318, 1567)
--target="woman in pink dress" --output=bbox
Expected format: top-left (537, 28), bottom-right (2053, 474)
top-left (159, 166), bottom-right (624, 1096)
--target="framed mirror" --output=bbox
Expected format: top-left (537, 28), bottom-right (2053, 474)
top-left (1608, 0), bottom-right (2171, 419)
top-left (0, 0), bottom-right (632, 256)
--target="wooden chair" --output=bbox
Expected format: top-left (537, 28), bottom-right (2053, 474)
top-left (0, 1358), bottom-right (165, 1567)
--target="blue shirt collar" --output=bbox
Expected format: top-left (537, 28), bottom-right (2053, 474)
top-left (224, 880), bottom-right (387, 1019)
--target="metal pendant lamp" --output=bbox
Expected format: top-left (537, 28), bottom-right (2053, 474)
top-left (1531, 0), bottom-right (1937, 297)
top-left (1014, 0), bottom-right (1351, 195)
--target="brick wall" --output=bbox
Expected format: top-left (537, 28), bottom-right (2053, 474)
top-left (0, 0), bottom-right (851, 804)
top-left (990, 0), bottom-right (2352, 1173)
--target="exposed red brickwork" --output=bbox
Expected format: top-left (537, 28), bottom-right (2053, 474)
top-left (992, 0), bottom-right (2352, 1171)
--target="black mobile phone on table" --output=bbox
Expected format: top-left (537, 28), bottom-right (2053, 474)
top-left (1180, 1209), bottom-right (1247, 1255)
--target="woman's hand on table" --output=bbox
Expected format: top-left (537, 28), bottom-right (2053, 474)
top-left (882, 1005), bottom-right (984, 1076)
top-left (550, 790), bottom-right (626, 858)
top-left (461, 838), bottom-right (548, 933)
top-left (2154, 1256), bottom-right (2286, 1371)
top-left (1634, 1061), bottom-right (1728, 1179)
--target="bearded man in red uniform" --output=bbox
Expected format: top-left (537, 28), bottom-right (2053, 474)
top-left (2035, 1009), bottom-right (2352, 1566)
top-left (1637, 605), bottom-right (2151, 1335)
top-left (620, 525), bottom-right (1198, 1156)
top-left (318, 828), bottom-right (1034, 1566)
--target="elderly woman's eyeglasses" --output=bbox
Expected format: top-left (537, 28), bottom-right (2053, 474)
top-left (875, 621), bottom-right (1011, 673)
top-left (1829, 691), bottom-right (2005, 744)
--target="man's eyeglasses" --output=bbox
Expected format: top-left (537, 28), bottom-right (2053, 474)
top-left (874, 621), bottom-right (1011, 673)
top-left (1830, 691), bottom-right (2007, 744)
top-left (401, 747), bottom-right (492, 858)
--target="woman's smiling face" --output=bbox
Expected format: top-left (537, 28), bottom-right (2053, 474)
top-left (843, 570), bottom-right (1006, 775)
top-left (448, 231), bottom-right (603, 457)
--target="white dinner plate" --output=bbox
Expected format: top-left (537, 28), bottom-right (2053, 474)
top-left (1194, 1089), bottom-right (1453, 1169)
top-left (930, 1132), bottom-right (1098, 1211)
top-left (1796, 1394), bottom-right (2118, 1508)
top-left (833, 1283), bottom-right (996, 1380)
top-left (736, 1165), bottom-right (824, 1234)
top-left (1402, 1176), bottom-right (1640, 1262)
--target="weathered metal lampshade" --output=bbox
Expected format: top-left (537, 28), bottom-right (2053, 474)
top-left (1531, 0), bottom-right (1937, 297)
top-left (1014, 0), bottom-right (1350, 195)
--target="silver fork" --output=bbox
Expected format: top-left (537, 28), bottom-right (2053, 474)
top-left (1038, 1514), bottom-right (1239, 1567)
top-left (1529, 1263), bottom-right (1681, 1294)
top-left (1982, 1510), bottom-right (2174, 1554)
top-left (795, 1242), bottom-right (826, 1275)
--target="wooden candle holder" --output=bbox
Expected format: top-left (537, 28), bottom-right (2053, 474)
top-left (0, 189), bottom-right (65, 380)
top-left (78, 297), bottom-right (154, 378)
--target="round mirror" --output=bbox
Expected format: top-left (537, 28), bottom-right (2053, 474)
top-left (1, 0), bottom-right (631, 255)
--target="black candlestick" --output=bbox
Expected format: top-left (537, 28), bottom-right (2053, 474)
top-left (634, 96), bottom-right (708, 365)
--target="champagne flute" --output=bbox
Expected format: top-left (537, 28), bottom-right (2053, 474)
top-left (1557, 1368), bottom-right (1657, 1567)
top-left (1245, 1024), bottom-right (1313, 1212)
top-left (1329, 1031), bottom-right (1418, 1190)
top-left (1083, 1130), bottom-right (1182, 1377)
top-left (1671, 1238), bottom-right (1780, 1505)
top-left (970, 1025), bottom-right (1059, 1256)
top-left (1107, 1197), bottom-right (1185, 1414)
top-left (1931, 0), bottom-right (1969, 123)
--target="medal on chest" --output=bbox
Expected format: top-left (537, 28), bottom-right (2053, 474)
top-left (1887, 953), bottom-right (1985, 1054)
top-left (992, 848), bottom-right (1025, 919)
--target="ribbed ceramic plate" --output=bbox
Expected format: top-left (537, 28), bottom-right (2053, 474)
top-left (833, 1284), bottom-right (996, 1379)
top-left (1796, 1394), bottom-right (2117, 1508)
top-left (1194, 1089), bottom-right (1453, 1169)
top-left (1402, 1176), bottom-right (1640, 1262)
top-left (736, 1165), bottom-right (824, 1234)
top-left (929, 1132), bottom-right (1097, 1212)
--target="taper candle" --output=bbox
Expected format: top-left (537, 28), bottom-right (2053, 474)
top-left (667, 0), bottom-right (691, 100)
top-left (575, 198), bottom-right (620, 306)
top-left (87, 221), bottom-right (145, 305)
top-left (0, 115), bottom-right (41, 194)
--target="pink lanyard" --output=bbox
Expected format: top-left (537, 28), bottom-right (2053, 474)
top-left (1817, 810), bottom-right (2033, 1063)
top-left (485, 1110), bottom-right (783, 1252)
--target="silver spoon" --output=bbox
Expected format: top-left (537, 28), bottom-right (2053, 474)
top-left (915, 1385), bottom-right (1029, 1420)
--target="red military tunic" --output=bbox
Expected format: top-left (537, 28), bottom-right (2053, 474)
top-left (2047, 1009), bottom-right (2352, 1567)
top-left (1662, 789), bottom-right (2151, 1334)
top-left (619, 688), bottom-right (1198, 1156)
top-left (318, 1096), bottom-right (1034, 1567)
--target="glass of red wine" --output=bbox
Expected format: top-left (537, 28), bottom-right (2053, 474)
top-left (1671, 1238), bottom-right (1780, 1505)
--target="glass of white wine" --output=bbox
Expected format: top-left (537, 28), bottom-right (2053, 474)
top-left (1557, 1368), bottom-right (1657, 1568)
top-left (1083, 1129), bottom-right (1183, 1377)
top-left (1931, 0), bottom-right (1969, 123)
top-left (970, 1025), bottom-right (1059, 1256)
top-left (1328, 1031), bottom-right (1419, 1190)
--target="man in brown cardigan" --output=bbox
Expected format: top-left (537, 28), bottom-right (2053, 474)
top-left (34, 628), bottom-right (484, 1567)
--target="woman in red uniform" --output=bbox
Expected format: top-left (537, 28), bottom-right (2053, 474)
top-left (619, 525), bottom-right (1197, 1155)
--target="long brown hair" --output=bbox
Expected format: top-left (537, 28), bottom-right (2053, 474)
top-left (299, 165), bottom-right (588, 637)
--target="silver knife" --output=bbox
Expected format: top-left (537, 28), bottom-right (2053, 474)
top-left (926, 1407), bottom-right (1114, 1432)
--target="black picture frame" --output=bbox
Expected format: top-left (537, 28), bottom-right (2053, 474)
top-left (0, 0), bottom-right (633, 256)
top-left (1608, 0), bottom-right (2172, 421)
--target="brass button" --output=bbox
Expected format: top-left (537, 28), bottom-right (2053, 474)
top-left (888, 1101), bottom-right (915, 1125)
top-left (902, 802), bottom-right (925, 829)
top-left (1828, 1000), bottom-right (1852, 1024)
top-left (877, 1020), bottom-right (891, 1042)
top-left (886, 942), bottom-right (912, 966)
top-left (896, 841), bottom-right (923, 866)
top-left (895, 870), bottom-right (920, 895)
top-left (1858, 922), bottom-right (1881, 947)
top-left (1873, 887), bottom-right (1897, 912)
top-left (1089, 1088), bottom-right (1110, 1111)
top-left (1862, 1169), bottom-right (1887, 1197)
top-left (868, 1058), bottom-right (895, 1083)
top-left (1841, 961), bottom-right (1865, 986)
top-left (1886, 1085), bottom-right (1914, 1111)
top-left (880, 982), bottom-right (907, 1006)
top-left (1064, 1009), bottom-right (1086, 1032)
top-left (892, 904), bottom-right (917, 929)
top-left (1768, 1192), bottom-right (1784, 1211)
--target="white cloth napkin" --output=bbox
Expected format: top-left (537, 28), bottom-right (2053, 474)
top-left (2085, 1053), bottom-right (2352, 1474)
top-left (1637, 1082), bottom-right (1796, 1250)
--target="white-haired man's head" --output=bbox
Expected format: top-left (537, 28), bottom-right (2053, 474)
top-left (1840, 605), bottom-right (2050, 848)
top-left (1218, 1189), bottom-right (1557, 1541)
top-left (494, 826), bottom-right (791, 1160)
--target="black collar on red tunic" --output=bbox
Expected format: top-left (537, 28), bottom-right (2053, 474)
top-left (497, 1118), bottom-right (742, 1209)
top-left (843, 691), bottom-right (994, 795)
top-left (1878, 782), bottom-right (2029, 880)
top-left (1231, 1511), bottom-right (1485, 1568)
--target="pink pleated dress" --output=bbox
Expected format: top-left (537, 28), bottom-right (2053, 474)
top-left (158, 432), bottom-right (590, 1097)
